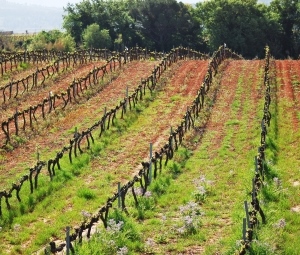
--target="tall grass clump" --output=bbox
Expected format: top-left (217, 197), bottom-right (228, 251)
top-left (77, 187), bottom-right (96, 200)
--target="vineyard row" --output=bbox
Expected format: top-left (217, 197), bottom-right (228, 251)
top-left (237, 46), bottom-right (272, 255)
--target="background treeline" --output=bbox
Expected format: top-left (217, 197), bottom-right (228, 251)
top-left (62, 0), bottom-right (300, 58)
top-left (1, 0), bottom-right (300, 59)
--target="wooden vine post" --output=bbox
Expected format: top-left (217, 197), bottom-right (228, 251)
top-left (66, 226), bottom-right (70, 255)
top-left (149, 143), bottom-right (153, 184)
top-left (118, 182), bottom-right (121, 209)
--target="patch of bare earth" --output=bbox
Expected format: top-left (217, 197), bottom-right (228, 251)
top-left (291, 205), bottom-right (300, 213)
top-left (293, 181), bottom-right (300, 187)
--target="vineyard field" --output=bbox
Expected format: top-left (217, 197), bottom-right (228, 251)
top-left (0, 48), bottom-right (299, 255)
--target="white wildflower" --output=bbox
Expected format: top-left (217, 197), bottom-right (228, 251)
top-left (273, 218), bottom-right (286, 228)
top-left (117, 246), bottom-right (128, 255)
top-left (13, 224), bottom-right (21, 232)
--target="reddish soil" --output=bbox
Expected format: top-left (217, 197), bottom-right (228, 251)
top-left (1, 60), bottom-right (209, 186)
top-left (203, 60), bottom-right (242, 155)
top-left (275, 60), bottom-right (300, 130)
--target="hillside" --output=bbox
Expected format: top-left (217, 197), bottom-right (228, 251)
top-left (0, 47), bottom-right (299, 254)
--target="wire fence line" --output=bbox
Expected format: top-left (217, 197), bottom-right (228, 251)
top-left (0, 47), bottom-right (205, 76)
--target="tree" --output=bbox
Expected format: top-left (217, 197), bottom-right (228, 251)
top-left (28, 30), bottom-right (76, 52)
top-left (130, 0), bottom-right (201, 51)
top-left (258, 3), bottom-right (282, 58)
top-left (63, 0), bottom-right (141, 49)
top-left (194, 0), bottom-right (278, 58)
top-left (63, 4), bottom-right (83, 45)
top-left (82, 23), bottom-right (112, 49)
top-left (183, 3), bottom-right (208, 52)
top-left (94, 0), bottom-right (142, 49)
top-left (63, 1), bottom-right (94, 44)
top-left (53, 34), bottom-right (76, 52)
top-left (270, 0), bottom-right (300, 58)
